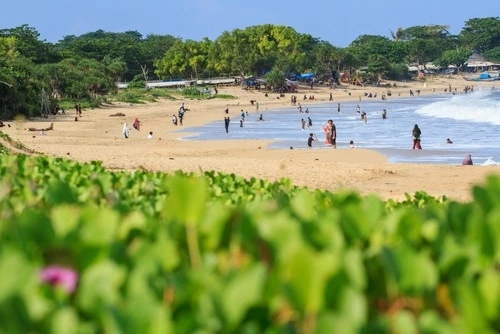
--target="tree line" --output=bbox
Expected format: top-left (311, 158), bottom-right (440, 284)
top-left (1, 17), bottom-right (499, 118)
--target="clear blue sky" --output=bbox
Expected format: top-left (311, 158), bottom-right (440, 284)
top-left (1, 0), bottom-right (497, 46)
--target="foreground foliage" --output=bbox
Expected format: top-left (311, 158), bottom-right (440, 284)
top-left (0, 154), bottom-right (499, 333)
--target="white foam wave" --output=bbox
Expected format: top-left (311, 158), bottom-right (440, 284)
top-left (416, 90), bottom-right (500, 125)
top-left (483, 157), bottom-right (500, 166)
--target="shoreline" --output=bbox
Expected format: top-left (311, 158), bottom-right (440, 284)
top-left (1, 76), bottom-right (499, 201)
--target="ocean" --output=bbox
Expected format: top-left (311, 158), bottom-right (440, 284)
top-left (179, 87), bottom-right (500, 165)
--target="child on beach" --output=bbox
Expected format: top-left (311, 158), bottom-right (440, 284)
top-left (307, 133), bottom-right (316, 148)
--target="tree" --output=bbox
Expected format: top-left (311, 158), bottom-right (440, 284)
top-left (484, 46), bottom-right (500, 63)
top-left (390, 27), bottom-right (406, 41)
top-left (348, 35), bottom-right (406, 65)
top-left (0, 25), bottom-right (61, 64)
top-left (406, 38), bottom-right (440, 67)
top-left (311, 42), bottom-right (338, 76)
top-left (402, 25), bottom-right (451, 40)
top-left (264, 68), bottom-right (285, 90)
top-left (433, 48), bottom-right (471, 70)
top-left (367, 55), bottom-right (391, 80)
top-left (400, 25), bottom-right (454, 66)
top-left (459, 17), bottom-right (500, 53)
top-left (155, 39), bottom-right (211, 79)
top-left (106, 60), bottom-right (128, 82)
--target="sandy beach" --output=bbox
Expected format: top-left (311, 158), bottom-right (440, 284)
top-left (2, 76), bottom-right (499, 202)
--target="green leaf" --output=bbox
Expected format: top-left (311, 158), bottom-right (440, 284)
top-left (77, 260), bottom-right (126, 312)
top-left (164, 175), bottom-right (208, 225)
top-left (221, 264), bottom-right (266, 328)
top-left (0, 249), bottom-right (34, 303)
top-left (282, 246), bottom-right (337, 313)
top-left (51, 205), bottom-right (81, 239)
top-left (51, 307), bottom-right (78, 334)
top-left (79, 207), bottom-right (120, 246)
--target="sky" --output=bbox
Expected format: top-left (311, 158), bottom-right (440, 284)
top-left (0, 0), bottom-right (497, 46)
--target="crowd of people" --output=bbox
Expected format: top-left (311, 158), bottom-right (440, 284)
top-left (114, 89), bottom-right (475, 166)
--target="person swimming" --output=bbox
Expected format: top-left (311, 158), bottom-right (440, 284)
top-left (446, 138), bottom-right (453, 144)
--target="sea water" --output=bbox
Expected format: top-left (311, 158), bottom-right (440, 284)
top-left (178, 87), bottom-right (500, 165)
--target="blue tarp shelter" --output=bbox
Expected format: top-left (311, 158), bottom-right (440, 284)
top-left (300, 73), bottom-right (315, 79)
top-left (480, 72), bottom-right (491, 79)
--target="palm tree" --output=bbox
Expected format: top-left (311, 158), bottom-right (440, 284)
top-left (390, 27), bottom-right (405, 41)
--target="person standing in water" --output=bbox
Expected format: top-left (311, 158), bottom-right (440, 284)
top-left (330, 120), bottom-right (337, 149)
top-left (412, 124), bottom-right (422, 149)
top-left (224, 117), bottom-right (230, 133)
top-left (322, 120), bottom-right (332, 145)
top-left (307, 133), bottom-right (316, 148)
top-left (337, 103), bottom-right (341, 113)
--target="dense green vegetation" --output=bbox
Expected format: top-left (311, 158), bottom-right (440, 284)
top-left (1, 152), bottom-right (500, 333)
top-left (1, 18), bottom-right (499, 118)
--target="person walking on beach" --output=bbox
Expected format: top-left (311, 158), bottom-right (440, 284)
top-left (178, 110), bottom-right (184, 126)
top-left (172, 114), bottom-right (178, 126)
top-left (329, 120), bottom-right (337, 149)
top-left (123, 123), bottom-right (130, 139)
top-left (412, 124), bottom-right (422, 149)
top-left (224, 117), bottom-right (230, 133)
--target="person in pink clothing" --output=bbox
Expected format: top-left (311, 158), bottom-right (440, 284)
top-left (322, 120), bottom-right (332, 145)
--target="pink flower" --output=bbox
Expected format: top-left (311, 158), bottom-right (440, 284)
top-left (39, 265), bottom-right (78, 294)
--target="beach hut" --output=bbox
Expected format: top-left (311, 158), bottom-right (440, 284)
top-left (465, 53), bottom-right (500, 73)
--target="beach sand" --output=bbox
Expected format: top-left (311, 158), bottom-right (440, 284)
top-left (2, 76), bottom-right (499, 202)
